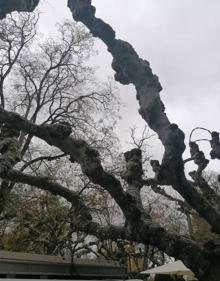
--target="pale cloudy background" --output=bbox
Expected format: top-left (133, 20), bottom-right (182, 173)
top-left (38, 0), bottom-right (220, 173)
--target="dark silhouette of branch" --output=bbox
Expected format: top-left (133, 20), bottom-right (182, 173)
top-left (1, 169), bottom-right (92, 221)
top-left (0, 0), bottom-right (40, 19)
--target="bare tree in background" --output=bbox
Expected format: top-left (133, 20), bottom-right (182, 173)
top-left (0, 12), bottom-right (38, 213)
top-left (0, 10), bottom-right (120, 210)
top-left (0, 1), bottom-right (220, 280)
top-left (0, 10), bottom-right (121, 257)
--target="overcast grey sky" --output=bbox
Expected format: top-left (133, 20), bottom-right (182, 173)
top-left (38, 0), bottom-right (220, 172)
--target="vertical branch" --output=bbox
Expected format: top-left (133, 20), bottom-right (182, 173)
top-left (121, 148), bottom-right (150, 221)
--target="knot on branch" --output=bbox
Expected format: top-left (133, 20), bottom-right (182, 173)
top-left (44, 122), bottom-right (72, 144)
top-left (189, 141), bottom-right (209, 175)
top-left (189, 171), bottom-right (207, 186)
top-left (165, 123), bottom-right (185, 150)
top-left (210, 131), bottom-right (220, 160)
top-left (111, 40), bottom-right (162, 90)
top-left (163, 124), bottom-right (185, 160)
top-left (150, 159), bottom-right (161, 180)
top-left (123, 192), bottom-right (142, 227)
top-left (75, 143), bottom-right (101, 180)
top-left (121, 148), bottom-right (143, 185)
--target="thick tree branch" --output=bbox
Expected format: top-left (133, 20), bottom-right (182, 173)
top-left (71, 221), bottom-right (131, 242)
top-left (1, 168), bottom-right (92, 221)
top-left (0, 0), bottom-right (40, 19)
top-left (75, 216), bottom-right (209, 280)
top-left (67, 0), bottom-right (220, 236)
top-left (65, 3), bottom-right (220, 279)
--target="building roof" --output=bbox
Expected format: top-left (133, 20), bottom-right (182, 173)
top-left (140, 260), bottom-right (194, 276)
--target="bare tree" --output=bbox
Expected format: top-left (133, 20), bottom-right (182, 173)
top-left (0, 11), bottom-right (120, 214)
top-left (0, 9), bottom-right (121, 260)
top-left (0, 1), bottom-right (220, 281)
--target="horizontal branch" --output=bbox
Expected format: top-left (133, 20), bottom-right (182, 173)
top-left (73, 221), bottom-right (131, 241)
top-left (1, 169), bottom-right (92, 221)
top-left (0, 108), bottom-right (143, 224)
top-left (74, 214), bottom-right (206, 279)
